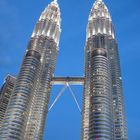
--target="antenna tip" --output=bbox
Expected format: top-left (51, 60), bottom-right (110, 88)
top-left (54, 0), bottom-right (57, 3)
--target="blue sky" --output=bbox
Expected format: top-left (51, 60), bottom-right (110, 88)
top-left (0, 0), bottom-right (140, 139)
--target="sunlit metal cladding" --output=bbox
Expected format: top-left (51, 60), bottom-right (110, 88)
top-left (0, 1), bottom-right (61, 140)
top-left (81, 0), bottom-right (128, 140)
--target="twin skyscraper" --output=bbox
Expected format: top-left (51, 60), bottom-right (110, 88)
top-left (0, 0), bottom-right (128, 139)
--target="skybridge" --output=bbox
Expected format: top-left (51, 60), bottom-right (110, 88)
top-left (49, 76), bottom-right (85, 113)
top-left (52, 76), bottom-right (85, 85)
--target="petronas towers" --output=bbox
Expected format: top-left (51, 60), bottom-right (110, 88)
top-left (82, 0), bottom-right (127, 139)
top-left (0, 1), bottom-right (61, 139)
top-left (0, 0), bottom-right (128, 140)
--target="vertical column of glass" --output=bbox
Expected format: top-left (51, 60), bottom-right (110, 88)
top-left (34, 41), bottom-right (58, 139)
top-left (25, 39), bottom-right (58, 140)
top-left (24, 1), bottom-right (61, 139)
top-left (89, 35), bottom-right (114, 139)
top-left (108, 39), bottom-right (128, 140)
top-left (81, 45), bottom-right (91, 140)
top-left (82, 0), bottom-right (118, 139)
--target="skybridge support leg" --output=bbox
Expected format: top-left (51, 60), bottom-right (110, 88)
top-left (49, 82), bottom-right (82, 114)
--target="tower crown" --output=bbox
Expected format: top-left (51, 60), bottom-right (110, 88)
top-left (32, 0), bottom-right (61, 45)
top-left (87, 0), bottom-right (115, 39)
top-left (90, 0), bottom-right (111, 21)
top-left (39, 0), bottom-right (61, 26)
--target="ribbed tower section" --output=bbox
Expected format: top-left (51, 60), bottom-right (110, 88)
top-left (0, 1), bottom-right (61, 140)
top-left (82, 0), bottom-right (128, 139)
top-left (25, 1), bottom-right (61, 139)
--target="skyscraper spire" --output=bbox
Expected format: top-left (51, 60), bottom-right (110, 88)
top-left (0, 1), bottom-right (61, 139)
top-left (32, 0), bottom-right (61, 45)
top-left (87, 0), bottom-right (114, 40)
top-left (81, 0), bottom-right (128, 139)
